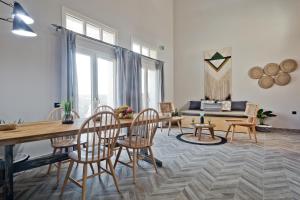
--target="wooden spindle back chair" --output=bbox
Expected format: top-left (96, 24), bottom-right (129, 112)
top-left (46, 107), bottom-right (80, 185)
top-left (61, 111), bottom-right (121, 199)
top-left (114, 108), bottom-right (159, 183)
top-left (94, 105), bottom-right (114, 113)
top-left (47, 107), bottom-right (80, 147)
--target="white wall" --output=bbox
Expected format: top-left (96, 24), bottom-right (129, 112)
top-left (174, 0), bottom-right (300, 129)
top-left (0, 0), bottom-right (174, 156)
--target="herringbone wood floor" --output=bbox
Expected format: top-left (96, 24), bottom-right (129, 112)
top-left (5, 128), bottom-right (300, 200)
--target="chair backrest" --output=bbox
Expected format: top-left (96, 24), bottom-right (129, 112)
top-left (245, 103), bottom-right (259, 124)
top-left (47, 107), bottom-right (80, 121)
top-left (77, 111), bottom-right (120, 162)
top-left (94, 105), bottom-right (114, 114)
top-left (47, 108), bottom-right (80, 146)
top-left (128, 108), bottom-right (159, 147)
top-left (160, 102), bottom-right (174, 114)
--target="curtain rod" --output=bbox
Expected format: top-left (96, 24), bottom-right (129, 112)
top-left (51, 24), bottom-right (164, 63)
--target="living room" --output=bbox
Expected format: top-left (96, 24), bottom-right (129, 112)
top-left (0, 0), bottom-right (299, 199)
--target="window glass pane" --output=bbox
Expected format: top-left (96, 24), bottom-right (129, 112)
top-left (148, 68), bottom-right (158, 109)
top-left (141, 68), bottom-right (147, 108)
top-left (103, 30), bottom-right (115, 44)
top-left (76, 53), bottom-right (92, 117)
top-left (86, 23), bottom-right (100, 39)
top-left (142, 47), bottom-right (149, 56)
top-left (97, 58), bottom-right (114, 107)
top-left (132, 43), bottom-right (140, 53)
top-left (66, 15), bottom-right (84, 34)
top-left (150, 50), bottom-right (157, 59)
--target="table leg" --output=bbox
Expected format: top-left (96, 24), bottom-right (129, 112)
top-left (198, 128), bottom-right (202, 140)
top-left (194, 128), bottom-right (198, 136)
top-left (210, 128), bottom-right (215, 139)
top-left (4, 145), bottom-right (14, 200)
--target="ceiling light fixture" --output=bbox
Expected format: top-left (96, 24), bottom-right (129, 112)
top-left (0, 0), bottom-right (37, 37)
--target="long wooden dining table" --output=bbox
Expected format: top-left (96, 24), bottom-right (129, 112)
top-left (0, 115), bottom-right (169, 200)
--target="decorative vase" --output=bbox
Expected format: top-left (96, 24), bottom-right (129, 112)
top-left (62, 113), bottom-right (74, 124)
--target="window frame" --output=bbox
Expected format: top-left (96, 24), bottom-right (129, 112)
top-left (62, 7), bottom-right (118, 45)
top-left (131, 37), bottom-right (158, 59)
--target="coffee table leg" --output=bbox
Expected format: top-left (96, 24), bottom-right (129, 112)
top-left (210, 128), bottom-right (215, 139)
top-left (198, 128), bottom-right (202, 140)
top-left (194, 128), bottom-right (198, 136)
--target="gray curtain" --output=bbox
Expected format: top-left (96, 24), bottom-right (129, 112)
top-left (115, 47), bottom-right (142, 112)
top-left (60, 29), bottom-right (78, 111)
top-left (156, 60), bottom-right (165, 102)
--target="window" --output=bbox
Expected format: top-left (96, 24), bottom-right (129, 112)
top-left (141, 59), bottom-right (160, 110)
top-left (63, 7), bottom-right (117, 45)
top-left (86, 23), bottom-right (100, 40)
top-left (66, 15), bottom-right (84, 34)
top-left (97, 58), bottom-right (114, 107)
top-left (142, 47), bottom-right (149, 56)
top-left (132, 43), bottom-right (141, 54)
top-left (131, 40), bottom-right (157, 59)
top-left (103, 30), bottom-right (115, 44)
top-left (76, 53), bottom-right (92, 117)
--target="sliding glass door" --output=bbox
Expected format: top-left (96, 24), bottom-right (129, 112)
top-left (76, 49), bottom-right (115, 117)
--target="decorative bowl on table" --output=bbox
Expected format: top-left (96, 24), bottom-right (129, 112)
top-left (115, 105), bottom-right (134, 119)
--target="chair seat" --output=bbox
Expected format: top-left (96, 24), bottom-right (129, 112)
top-left (68, 147), bottom-right (109, 163)
top-left (117, 137), bottom-right (152, 149)
top-left (52, 135), bottom-right (88, 148)
top-left (227, 120), bottom-right (254, 126)
top-left (171, 116), bottom-right (184, 121)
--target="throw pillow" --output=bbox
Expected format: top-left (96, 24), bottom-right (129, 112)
top-left (189, 101), bottom-right (201, 110)
top-left (231, 101), bottom-right (247, 111)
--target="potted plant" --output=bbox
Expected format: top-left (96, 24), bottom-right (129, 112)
top-left (62, 101), bottom-right (74, 124)
top-left (256, 109), bottom-right (277, 132)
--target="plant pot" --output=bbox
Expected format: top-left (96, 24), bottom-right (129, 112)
top-left (256, 124), bottom-right (272, 132)
top-left (62, 113), bottom-right (74, 124)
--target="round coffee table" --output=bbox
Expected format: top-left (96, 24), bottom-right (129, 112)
top-left (192, 123), bottom-right (216, 140)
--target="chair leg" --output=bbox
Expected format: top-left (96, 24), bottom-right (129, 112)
top-left (107, 158), bottom-right (120, 192)
top-left (248, 127), bottom-right (252, 140)
top-left (252, 126), bottom-right (258, 143)
top-left (56, 161), bottom-right (62, 185)
top-left (167, 120), bottom-right (172, 136)
top-left (148, 147), bottom-right (158, 173)
top-left (47, 148), bottom-right (57, 175)
top-left (132, 149), bottom-right (137, 184)
top-left (230, 125), bottom-right (236, 142)
top-left (61, 160), bottom-right (74, 195)
top-left (89, 163), bottom-right (95, 174)
top-left (225, 125), bottom-right (231, 138)
top-left (82, 163), bottom-right (88, 200)
top-left (126, 147), bottom-right (132, 162)
top-left (114, 146), bottom-right (122, 168)
top-left (177, 120), bottom-right (183, 134)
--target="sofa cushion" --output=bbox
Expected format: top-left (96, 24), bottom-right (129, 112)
top-left (231, 101), bottom-right (247, 111)
top-left (220, 101), bottom-right (232, 111)
top-left (189, 101), bottom-right (201, 110)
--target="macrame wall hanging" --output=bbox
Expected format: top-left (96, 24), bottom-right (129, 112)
top-left (204, 47), bottom-right (232, 100)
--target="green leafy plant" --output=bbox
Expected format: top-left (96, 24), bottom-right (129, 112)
top-left (62, 101), bottom-right (72, 115)
top-left (257, 109), bottom-right (277, 125)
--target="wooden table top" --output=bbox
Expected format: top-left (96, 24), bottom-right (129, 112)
top-left (0, 116), bottom-right (169, 146)
top-left (192, 123), bottom-right (216, 128)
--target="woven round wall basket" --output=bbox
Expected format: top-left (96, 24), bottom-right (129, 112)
top-left (275, 72), bottom-right (291, 86)
top-left (248, 66), bottom-right (263, 79)
top-left (258, 76), bottom-right (274, 89)
top-left (280, 59), bottom-right (298, 73)
top-left (264, 63), bottom-right (280, 76)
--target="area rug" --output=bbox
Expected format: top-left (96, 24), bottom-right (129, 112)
top-left (176, 132), bottom-right (227, 146)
